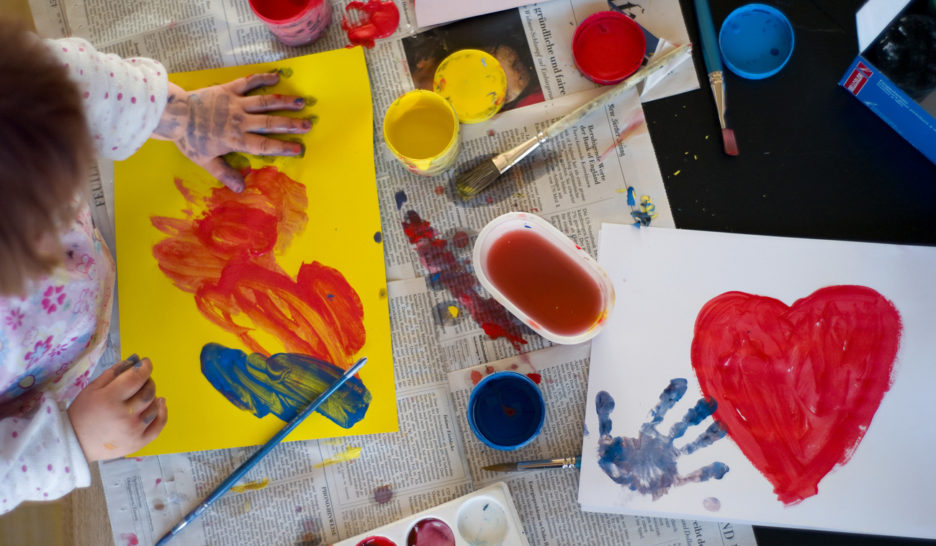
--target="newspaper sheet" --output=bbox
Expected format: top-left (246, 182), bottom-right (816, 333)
top-left (25, 0), bottom-right (759, 543)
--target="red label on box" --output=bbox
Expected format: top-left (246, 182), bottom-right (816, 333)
top-left (844, 62), bottom-right (874, 95)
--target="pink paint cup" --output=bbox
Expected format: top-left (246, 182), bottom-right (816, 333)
top-left (249, 0), bottom-right (332, 47)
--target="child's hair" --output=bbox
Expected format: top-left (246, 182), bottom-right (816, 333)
top-left (0, 19), bottom-right (93, 296)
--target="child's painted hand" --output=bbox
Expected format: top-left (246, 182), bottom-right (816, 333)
top-left (152, 72), bottom-right (310, 192)
top-left (67, 355), bottom-right (168, 462)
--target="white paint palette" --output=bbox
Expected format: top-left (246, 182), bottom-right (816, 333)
top-left (335, 482), bottom-right (530, 546)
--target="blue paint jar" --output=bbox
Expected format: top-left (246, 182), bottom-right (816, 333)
top-left (467, 371), bottom-right (545, 450)
top-left (718, 3), bottom-right (794, 79)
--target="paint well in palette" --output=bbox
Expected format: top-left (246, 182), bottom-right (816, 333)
top-left (357, 537), bottom-right (397, 546)
top-left (407, 518), bottom-right (455, 546)
top-left (456, 498), bottom-right (508, 546)
top-left (336, 482), bottom-right (529, 546)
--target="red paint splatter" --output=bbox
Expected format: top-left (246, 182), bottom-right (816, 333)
top-left (341, 0), bottom-right (399, 48)
top-left (155, 478), bottom-right (162, 486)
top-left (433, 185), bottom-right (445, 195)
top-left (452, 231), bottom-right (469, 248)
top-left (487, 129), bottom-right (496, 137)
top-left (402, 210), bottom-right (526, 350)
top-left (119, 533), bottom-right (139, 546)
top-left (691, 285), bottom-right (902, 505)
top-left (373, 484), bottom-right (394, 504)
top-left (470, 370), bottom-right (482, 385)
top-left (526, 373), bottom-right (541, 384)
top-left (151, 167), bottom-right (365, 367)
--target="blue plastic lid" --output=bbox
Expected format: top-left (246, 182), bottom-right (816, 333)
top-left (718, 3), bottom-right (794, 79)
top-left (467, 371), bottom-right (545, 451)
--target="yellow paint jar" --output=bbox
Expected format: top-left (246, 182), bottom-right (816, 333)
top-left (383, 89), bottom-right (460, 177)
top-left (433, 49), bottom-right (507, 124)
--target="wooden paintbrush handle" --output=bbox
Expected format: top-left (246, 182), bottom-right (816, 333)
top-left (543, 43), bottom-right (690, 139)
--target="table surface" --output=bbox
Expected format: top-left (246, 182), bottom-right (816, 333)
top-left (661, 1), bottom-right (936, 545)
top-left (5, 0), bottom-right (935, 544)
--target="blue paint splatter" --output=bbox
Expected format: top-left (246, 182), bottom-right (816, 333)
top-left (200, 343), bottom-right (371, 428)
top-left (595, 380), bottom-right (728, 500)
top-left (394, 190), bottom-right (408, 210)
top-left (374, 231), bottom-right (382, 243)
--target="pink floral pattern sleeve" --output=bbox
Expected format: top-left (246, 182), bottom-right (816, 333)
top-left (0, 205), bottom-right (115, 513)
top-left (0, 37), bottom-right (167, 514)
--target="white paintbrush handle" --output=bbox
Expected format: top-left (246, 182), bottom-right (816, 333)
top-left (543, 43), bottom-right (691, 139)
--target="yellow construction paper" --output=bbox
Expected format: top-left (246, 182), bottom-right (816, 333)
top-left (115, 47), bottom-right (397, 456)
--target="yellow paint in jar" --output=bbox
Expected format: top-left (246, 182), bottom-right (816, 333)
top-left (383, 89), bottom-right (459, 176)
top-left (433, 49), bottom-right (506, 124)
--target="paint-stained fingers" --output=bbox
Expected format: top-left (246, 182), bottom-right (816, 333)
top-left (224, 72), bottom-right (280, 95)
top-left (233, 134), bottom-right (304, 158)
top-left (240, 93), bottom-right (306, 113)
top-left (202, 156), bottom-right (245, 192)
top-left (110, 357), bottom-right (153, 401)
top-left (244, 113), bottom-right (312, 135)
top-left (141, 398), bottom-right (168, 444)
top-left (87, 355), bottom-right (141, 389)
top-left (125, 378), bottom-right (157, 415)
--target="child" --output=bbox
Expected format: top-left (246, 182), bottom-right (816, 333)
top-left (0, 19), bottom-right (311, 513)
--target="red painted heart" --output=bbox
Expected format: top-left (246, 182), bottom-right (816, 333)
top-left (690, 285), bottom-right (901, 505)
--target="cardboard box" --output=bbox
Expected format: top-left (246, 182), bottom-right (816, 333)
top-left (839, 0), bottom-right (936, 164)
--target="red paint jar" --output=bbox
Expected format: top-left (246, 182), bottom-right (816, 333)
top-left (249, 0), bottom-right (332, 47)
top-left (572, 11), bottom-right (646, 85)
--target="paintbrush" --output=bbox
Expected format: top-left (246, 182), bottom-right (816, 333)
top-left (483, 456), bottom-right (581, 473)
top-left (693, 0), bottom-right (738, 156)
top-left (455, 43), bottom-right (691, 201)
top-left (155, 357), bottom-right (368, 546)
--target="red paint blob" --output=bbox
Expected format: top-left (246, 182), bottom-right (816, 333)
top-left (691, 285), bottom-right (902, 505)
top-left (358, 537), bottom-right (396, 546)
top-left (406, 518), bottom-right (455, 546)
top-left (526, 373), bottom-right (541, 384)
top-left (342, 0), bottom-right (399, 48)
top-left (470, 370), bottom-right (483, 385)
top-left (151, 167), bottom-right (365, 367)
top-left (485, 229), bottom-right (603, 336)
top-left (572, 11), bottom-right (646, 84)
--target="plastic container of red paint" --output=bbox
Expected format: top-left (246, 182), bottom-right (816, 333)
top-left (472, 212), bottom-right (615, 345)
top-left (572, 11), bottom-right (646, 85)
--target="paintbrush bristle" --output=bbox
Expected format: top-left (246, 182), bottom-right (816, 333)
top-left (455, 158), bottom-right (501, 201)
top-left (722, 128), bottom-right (739, 156)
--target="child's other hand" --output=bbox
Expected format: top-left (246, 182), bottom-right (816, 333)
top-left (67, 355), bottom-right (168, 462)
top-left (152, 72), bottom-right (311, 192)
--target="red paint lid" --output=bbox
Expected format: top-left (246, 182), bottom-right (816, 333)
top-left (572, 11), bottom-right (646, 85)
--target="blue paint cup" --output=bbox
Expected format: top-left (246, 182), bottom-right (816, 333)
top-left (718, 4), bottom-right (794, 79)
top-left (467, 371), bottom-right (545, 451)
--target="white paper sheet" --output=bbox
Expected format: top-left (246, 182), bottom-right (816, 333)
top-left (578, 225), bottom-right (936, 540)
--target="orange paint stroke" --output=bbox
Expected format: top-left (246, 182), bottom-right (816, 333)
top-left (151, 166), bottom-right (365, 369)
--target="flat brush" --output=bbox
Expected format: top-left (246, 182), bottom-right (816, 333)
top-left (455, 43), bottom-right (691, 201)
top-left (483, 456), bottom-right (581, 473)
top-left (693, 0), bottom-right (739, 156)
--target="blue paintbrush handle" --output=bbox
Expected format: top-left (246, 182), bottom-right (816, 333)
top-left (693, 0), bottom-right (722, 74)
top-left (155, 357), bottom-right (368, 546)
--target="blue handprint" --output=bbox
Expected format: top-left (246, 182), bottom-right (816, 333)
top-left (596, 378), bottom-right (729, 500)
